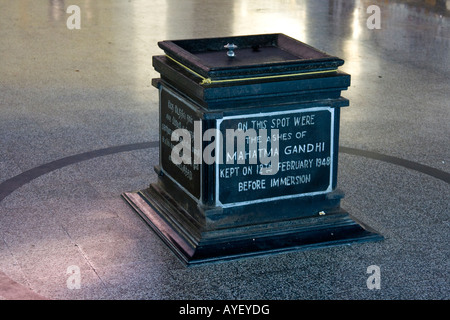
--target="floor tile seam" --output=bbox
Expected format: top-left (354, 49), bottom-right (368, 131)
top-left (0, 236), bottom-right (42, 299)
top-left (58, 223), bottom-right (107, 288)
top-left (0, 270), bottom-right (48, 300)
top-left (0, 239), bottom-right (30, 288)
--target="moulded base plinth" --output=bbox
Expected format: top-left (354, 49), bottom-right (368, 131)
top-left (122, 187), bottom-right (383, 266)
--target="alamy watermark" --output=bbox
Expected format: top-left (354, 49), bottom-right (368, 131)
top-left (170, 121), bottom-right (281, 176)
top-left (366, 265), bottom-right (381, 290)
top-left (66, 265), bottom-right (81, 289)
top-left (66, 5), bottom-right (81, 30)
top-left (367, 5), bottom-right (381, 30)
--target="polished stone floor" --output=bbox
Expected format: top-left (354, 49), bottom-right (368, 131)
top-left (0, 0), bottom-right (449, 300)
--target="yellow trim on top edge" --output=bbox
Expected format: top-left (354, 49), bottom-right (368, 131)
top-left (165, 55), bottom-right (337, 85)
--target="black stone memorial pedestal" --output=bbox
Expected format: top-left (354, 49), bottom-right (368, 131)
top-left (122, 34), bottom-right (382, 265)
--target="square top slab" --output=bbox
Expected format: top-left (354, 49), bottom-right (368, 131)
top-left (158, 33), bottom-right (344, 81)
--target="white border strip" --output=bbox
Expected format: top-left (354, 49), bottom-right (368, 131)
top-left (216, 107), bottom-right (335, 208)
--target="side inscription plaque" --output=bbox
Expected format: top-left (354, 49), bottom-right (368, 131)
top-left (160, 87), bottom-right (201, 200)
